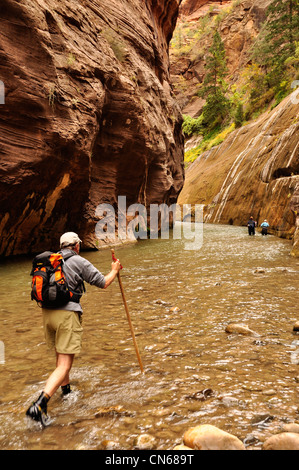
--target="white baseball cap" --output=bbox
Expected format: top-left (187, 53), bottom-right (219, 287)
top-left (60, 232), bottom-right (82, 248)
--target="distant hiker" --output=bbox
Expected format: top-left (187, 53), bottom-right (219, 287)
top-left (261, 219), bottom-right (270, 236)
top-left (26, 232), bottom-right (121, 426)
top-left (247, 216), bottom-right (256, 236)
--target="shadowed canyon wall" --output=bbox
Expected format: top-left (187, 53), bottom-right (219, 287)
top-left (0, 0), bottom-right (184, 256)
top-left (178, 90), bottom-right (299, 256)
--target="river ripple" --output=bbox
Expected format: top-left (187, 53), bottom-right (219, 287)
top-left (0, 224), bottom-right (298, 449)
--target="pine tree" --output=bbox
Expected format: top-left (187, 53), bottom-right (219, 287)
top-left (234, 102), bottom-right (244, 128)
top-left (254, 0), bottom-right (299, 71)
top-left (248, 0), bottom-right (299, 114)
top-left (200, 30), bottom-right (228, 97)
top-left (199, 31), bottom-right (230, 132)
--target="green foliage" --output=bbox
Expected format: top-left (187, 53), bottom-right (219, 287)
top-left (247, 0), bottom-right (299, 117)
top-left (184, 123), bottom-right (235, 165)
top-left (173, 0), bottom-right (299, 165)
top-left (170, 12), bottom-right (216, 59)
top-left (182, 114), bottom-right (203, 137)
top-left (199, 31), bottom-right (228, 98)
top-left (265, 0), bottom-right (299, 67)
top-left (252, 0), bottom-right (299, 72)
top-left (202, 90), bottom-right (230, 131)
top-left (67, 53), bottom-right (76, 67)
top-left (198, 31), bottom-right (230, 133)
top-left (285, 41), bottom-right (299, 76)
top-left (234, 102), bottom-right (244, 128)
top-left (182, 31), bottom-right (232, 140)
top-left (102, 28), bottom-right (126, 62)
top-left (48, 84), bottom-right (56, 109)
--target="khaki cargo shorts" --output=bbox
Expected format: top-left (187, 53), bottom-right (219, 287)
top-left (42, 309), bottom-right (83, 355)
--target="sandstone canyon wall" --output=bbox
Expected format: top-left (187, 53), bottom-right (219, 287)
top-left (172, 0), bottom-right (299, 256)
top-left (180, 0), bottom-right (232, 19)
top-left (170, 0), bottom-right (271, 116)
top-left (178, 90), bottom-right (299, 256)
top-left (0, 0), bottom-right (184, 256)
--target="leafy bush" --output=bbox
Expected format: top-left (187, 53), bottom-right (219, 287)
top-left (184, 123), bottom-right (235, 165)
top-left (182, 115), bottom-right (204, 137)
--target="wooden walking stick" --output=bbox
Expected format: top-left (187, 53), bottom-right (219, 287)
top-left (111, 249), bottom-right (144, 374)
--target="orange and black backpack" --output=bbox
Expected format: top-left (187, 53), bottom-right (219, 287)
top-left (30, 251), bottom-right (83, 308)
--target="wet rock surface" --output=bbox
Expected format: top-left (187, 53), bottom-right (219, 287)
top-left (178, 89), bottom-right (299, 255)
top-left (183, 424), bottom-right (246, 450)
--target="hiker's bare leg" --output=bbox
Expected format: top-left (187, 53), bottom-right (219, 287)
top-left (44, 353), bottom-right (74, 397)
top-left (56, 352), bottom-right (71, 387)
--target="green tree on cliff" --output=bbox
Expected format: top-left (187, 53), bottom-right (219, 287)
top-left (266, 0), bottom-right (299, 67)
top-left (247, 0), bottom-right (299, 116)
top-left (199, 30), bottom-right (230, 132)
top-left (252, 0), bottom-right (299, 84)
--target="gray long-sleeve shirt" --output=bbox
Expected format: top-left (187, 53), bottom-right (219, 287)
top-left (58, 249), bottom-right (106, 313)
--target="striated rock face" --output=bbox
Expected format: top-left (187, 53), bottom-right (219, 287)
top-left (0, 0), bottom-right (184, 256)
top-left (178, 90), bottom-right (299, 256)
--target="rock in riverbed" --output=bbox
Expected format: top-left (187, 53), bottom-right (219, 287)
top-left (134, 434), bottom-right (157, 450)
top-left (183, 424), bottom-right (245, 450)
top-left (173, 421), bottom-right (299, 451)
top-left (262, 432), bottom-right (299, 450)
top-left (281, 423), bottom-right (299, 433)
top-left (173, 445), bottom-right (193, 450)
top-left (225, 323), bottom-right (259, 336)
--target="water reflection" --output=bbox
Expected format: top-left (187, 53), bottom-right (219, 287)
top-left (0, 224), bottom-right (298, 449)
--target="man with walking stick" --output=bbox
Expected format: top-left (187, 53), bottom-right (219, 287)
top-left (26, 232), bottom-right (121, 426)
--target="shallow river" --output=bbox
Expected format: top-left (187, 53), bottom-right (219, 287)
top-left (0, 224), bottom-right (298, 450)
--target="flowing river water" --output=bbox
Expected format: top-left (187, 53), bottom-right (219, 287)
top-left (0, 224), bottom-right (298, 450)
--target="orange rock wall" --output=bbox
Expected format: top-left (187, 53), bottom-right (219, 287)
top-left (0, 0), bottom-right (184, 255)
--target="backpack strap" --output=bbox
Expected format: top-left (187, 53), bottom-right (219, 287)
top-left (61, 251), bottom-right (77, 261)
top-left (60, 251), bottom-right (86, 295)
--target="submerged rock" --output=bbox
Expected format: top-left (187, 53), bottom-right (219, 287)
top-left (173, 445), bottom-right (193, 450)
top-left (225, 323), bottom-right (258, 336)
top-left (183, 424), bottom-right (245, 450)
top-left (262, 432), bottom-right (299, 450)
top-left (134, 433), bottom-right (157, 450)
top-left (254, 268), bottom-right (266, 274)
top-left (185, 388), bottom-right (213, 401)
top-left (101, 439), bottom-right (120, 450)
top-left (95, 405), bottom-right (133, 418)
top-left (281, 423), bottom-right (299, 434)
top-left (169, 306), bottom-right (180, 313)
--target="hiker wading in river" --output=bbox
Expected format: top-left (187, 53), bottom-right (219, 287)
top-left (247, 216), bottom-right (256, 236)
top-left (26, 232), bottom-right (121, 426)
